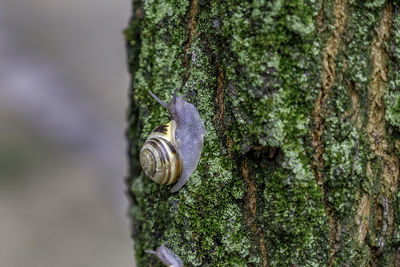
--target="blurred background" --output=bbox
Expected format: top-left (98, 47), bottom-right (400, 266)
top-left (0, 0), bottom-right (134, 266)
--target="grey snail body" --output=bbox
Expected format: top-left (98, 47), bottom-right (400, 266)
top-left (140, 89), bottom-right (206, 193)
top-left (145, 243), bottom-right (183, 267)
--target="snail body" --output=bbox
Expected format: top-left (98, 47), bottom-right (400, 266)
top-left (145, 243), bottom-right (183, 267)
top-left (140, 89), bottom-right (206, 192)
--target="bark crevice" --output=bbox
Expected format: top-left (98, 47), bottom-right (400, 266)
top-left (241, 159), bottom-right (268, 267)
top-left (214, 63), bottom-right (226, 130)
top-left (364, 1), bottom-right (398, 263)
top-left (182, 0), bottom-right (199, 86)
top-left (311, 0), bottom-right (348, 265)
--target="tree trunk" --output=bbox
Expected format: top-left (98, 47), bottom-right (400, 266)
top-left (125, 0), bottom-right (400, 266)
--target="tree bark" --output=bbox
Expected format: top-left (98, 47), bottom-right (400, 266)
top-left (125, 0), bottom-right (400, 266)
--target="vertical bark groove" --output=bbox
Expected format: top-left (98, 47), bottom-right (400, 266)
top-left (367, 0), bottom-right (397, 195)
top-left (363, 1), bottom-right (398, 262)
top-left (242, 159), bottom-right (268, 267)
top-left (311, 0), bottom-right (348, 265)
top-left (182, 0), bottom-right (199, 85)
top-left (214, 64), bottom-right (226, 130)
top-left (356, 193), bottom-right (371, 244)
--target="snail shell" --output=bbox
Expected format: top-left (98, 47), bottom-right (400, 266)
top-left (140, 89), bottom-right (206, 192)
top-left (140, 120), bottom-right (183, 185)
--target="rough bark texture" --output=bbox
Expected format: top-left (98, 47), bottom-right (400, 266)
top-left (125, 0), bottom-right (400, 266)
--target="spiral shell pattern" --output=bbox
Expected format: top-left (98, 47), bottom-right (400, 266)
top-left (140, 121), bottom-right (182, 185)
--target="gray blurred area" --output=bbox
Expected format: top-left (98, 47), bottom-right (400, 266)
top-left (0, 0), bottom-right (135, 266)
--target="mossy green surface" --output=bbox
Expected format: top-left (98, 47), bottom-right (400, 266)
top-left (320, 1), bottom-right (400, 265)
top-left (386, 5), bottom-right (400, 132)
top-left (320, 2), bottom-right (382, 264)
top-left (385, 4), bottom-right (400, 267)
top-left (126, 0), bottom-right (400, 265)
top-left (210, 1), bottom-right (331, 265)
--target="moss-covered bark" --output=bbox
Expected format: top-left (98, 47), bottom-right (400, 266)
top-left (125, 0), bottom-right (400, 265)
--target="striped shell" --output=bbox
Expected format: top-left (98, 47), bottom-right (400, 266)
top-left (140, 120), bottom-right (182, 185)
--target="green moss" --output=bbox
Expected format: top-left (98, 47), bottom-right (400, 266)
top-left (386, 9), bottom-right (400, 132)
top-left (262, 169), bottom-right (329, 266)
top-left (212, 1), bottom-right (332, 264)
top-left (127, 0), bottom-right (330, 264)
top-left (319, 1), bottom-right (388, 264)
top-left (200, 0), bottom-right (333, 265)
top-left (329, 0), bottom-right (377, 201)
top-left (126, 0), bottom-right (399, 265)
top-left (385, 5), bottom-right (400, 266)
top-left (385, 91), bottom-right (400, 130)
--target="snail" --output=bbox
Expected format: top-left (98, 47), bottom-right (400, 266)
top-left (140, 89), bottom-right (206, 193)
top-left (145, 243), bottom-right (184, 267)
